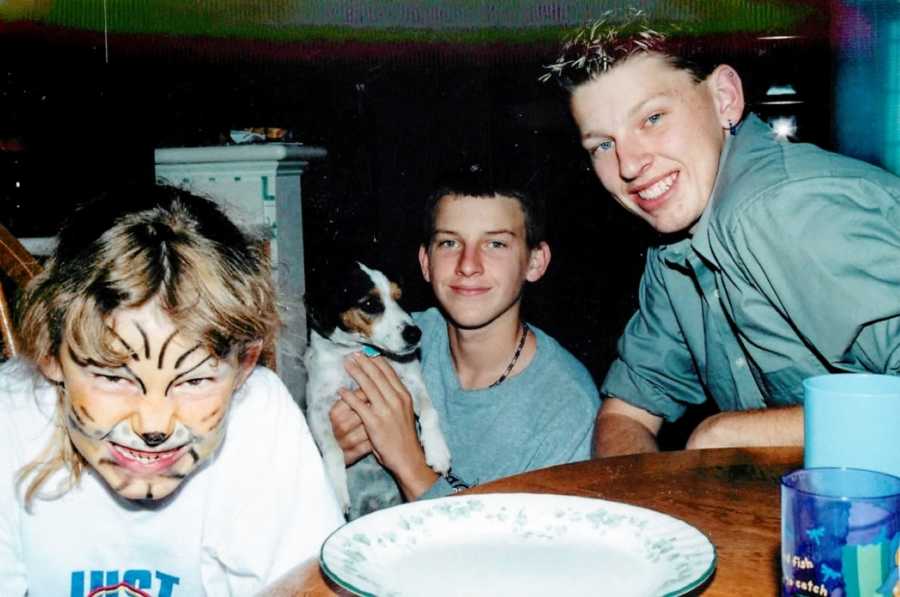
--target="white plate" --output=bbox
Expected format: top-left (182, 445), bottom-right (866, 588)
top-left (320, 492), bottom-right (716, 597)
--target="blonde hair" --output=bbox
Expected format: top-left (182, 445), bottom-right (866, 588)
top-left (539, 9), bottom-right (717, 90)
top-left (15, 184), bottom-right (279, 504)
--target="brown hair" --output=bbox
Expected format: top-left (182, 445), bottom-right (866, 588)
top-left (422, 165), bottom-right (546, 249)
top-left (15, 183), bottom-right (279, 503)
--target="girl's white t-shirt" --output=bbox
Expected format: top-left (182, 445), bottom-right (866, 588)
top-left (0, 363), bottom-right (344, 597)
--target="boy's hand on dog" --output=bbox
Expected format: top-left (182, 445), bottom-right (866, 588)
top-left (340, 353), bottom-right (440, 500)
top-left (329, 398), bottom-right (373, 466)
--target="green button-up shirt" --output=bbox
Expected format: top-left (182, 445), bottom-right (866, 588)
top-left (601, 114), bottom-right (900, 422)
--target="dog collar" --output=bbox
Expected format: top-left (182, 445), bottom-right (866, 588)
top-left (361, 345), bottom-right (381, 358)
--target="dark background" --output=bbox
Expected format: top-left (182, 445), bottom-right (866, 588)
top-left (0, 4), bottom-right (838, 445)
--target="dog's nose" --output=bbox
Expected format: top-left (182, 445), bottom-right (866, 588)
top-left (402, 324), bottom-right (422, 346)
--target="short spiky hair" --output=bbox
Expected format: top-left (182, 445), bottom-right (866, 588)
top-left (539, 9), bottom-right (717, 90)
top-left (422, 165), bottom-right (546, 249)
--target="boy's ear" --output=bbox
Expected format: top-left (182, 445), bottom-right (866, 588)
top-left (525, 242), bottom-right (551, 283)
top-left (708, 64), bottom-right (745, 130)
top-left (418, 245), bottom-right (432, 283)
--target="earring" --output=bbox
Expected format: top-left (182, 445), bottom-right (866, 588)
top-left (728, 119), bottom-right (738, 136)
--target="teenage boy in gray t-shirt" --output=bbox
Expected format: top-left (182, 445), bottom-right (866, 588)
top-left (330, 170), bottom-right (601, 499)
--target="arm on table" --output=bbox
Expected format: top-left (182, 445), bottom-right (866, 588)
top-left (685, 404), bottom-right (804, 449)
top-left (593, 397), bottom-right (663, 457)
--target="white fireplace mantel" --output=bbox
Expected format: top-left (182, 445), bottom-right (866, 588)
top-left (155, 143), bottom-right (326, 407)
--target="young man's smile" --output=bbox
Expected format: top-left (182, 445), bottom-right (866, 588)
top-left (449, 283), bottom-right (491, 297)
top-left (629, 170), bottom-right (679, 211)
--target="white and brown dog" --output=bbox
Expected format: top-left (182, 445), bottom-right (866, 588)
top-left (304, 261), bottom-right (451, 519)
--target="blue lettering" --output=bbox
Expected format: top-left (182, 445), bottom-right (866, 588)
top-left (70, 568), bottom-right (181, 596)
top-left (156, 570), bottom-right (181, 597)
top-left (123, 569), bottom-right (152, 590)
top-left (70, 571), bottom-right (84, 597)
top-left (104, 570), bottom-right (119, 588)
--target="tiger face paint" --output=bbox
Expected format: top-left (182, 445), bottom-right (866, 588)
top-left (43, 300), bottom-right (254, 501)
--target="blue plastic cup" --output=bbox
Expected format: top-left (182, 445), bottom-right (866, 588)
top-left (781, 468), bottom-right (900, 597)
top-left (803, 374), bottom-right (900, 478)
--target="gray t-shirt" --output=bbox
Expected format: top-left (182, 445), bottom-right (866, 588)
top-left (414, 308), bottom-right (600, 499)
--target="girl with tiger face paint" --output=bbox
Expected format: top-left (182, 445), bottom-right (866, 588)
top-left (44, 300), bottom-right (256, 501)
top-left (14, 184), bottom-right (279, 504)
top-left (3, 185), bottom-right (344, 596)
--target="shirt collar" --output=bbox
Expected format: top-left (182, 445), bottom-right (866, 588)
top-left (661, 114), bottom-right (771, 268)
top-left (688, 128), bottom-right (735, 265)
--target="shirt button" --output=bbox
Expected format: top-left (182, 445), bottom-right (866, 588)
top-left (735, 357), bottom-right (746, 368)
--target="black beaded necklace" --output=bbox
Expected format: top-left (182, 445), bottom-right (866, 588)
top-left (488, 322), bottom-right (530, 388)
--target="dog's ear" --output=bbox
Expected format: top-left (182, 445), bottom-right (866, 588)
top-left (304, 257), bottom-right (376, 338)
top-left (358, 258), bottom-right (404, 287)
top-left (304, 256), bottom-right (344, 337)
top-left (304, 292), bottom-right (336, 337)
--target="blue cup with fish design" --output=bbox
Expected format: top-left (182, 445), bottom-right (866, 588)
top-left (781, 468), bottom-right (900, 596)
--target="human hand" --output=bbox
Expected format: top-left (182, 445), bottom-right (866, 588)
top-left (339, 353), bottom-right (438, 498)
top-left (329, 396), bottom-right (372, 466)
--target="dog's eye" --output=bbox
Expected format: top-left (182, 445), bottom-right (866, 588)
top-left (358, 297), bottom-right (384, 314)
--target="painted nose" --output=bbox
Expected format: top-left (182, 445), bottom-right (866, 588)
top-left (402, 324), bottom-right (421, 346)
top-left (132, 397), bottom-right (176, 446)
top-left (141, 432), bottom-right (170, 448)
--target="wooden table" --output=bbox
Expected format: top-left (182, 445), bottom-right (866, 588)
top-left (262, 446), bottom-right (803, 596)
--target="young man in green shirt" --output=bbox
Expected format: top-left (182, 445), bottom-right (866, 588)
top-left (543, 12), bottom-right (900, 455)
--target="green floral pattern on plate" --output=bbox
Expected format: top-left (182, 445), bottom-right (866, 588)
top-left (320, 493), bottom-right (716, 597)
